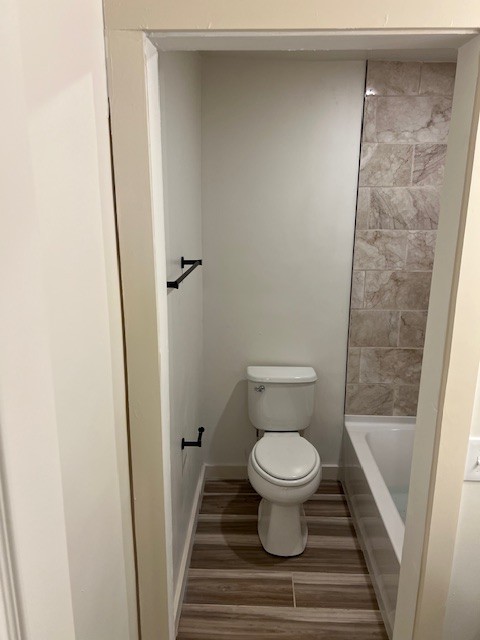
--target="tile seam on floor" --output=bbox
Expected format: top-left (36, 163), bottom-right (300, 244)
top-left (197, 514), bottom-right (353, 521)
top-left (187, 568), bottom-right (294, 579)
top-left (193, 534), bottom-right (360, 549)
top-left (180, 603), bottom-right (385, 622)
top-left (188, 568), bottom-right (372, 581)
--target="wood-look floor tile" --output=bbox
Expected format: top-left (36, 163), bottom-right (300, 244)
top-left (196, 515), bottom-right (355, 538)
top-left (188, 568), bottom-right (292, 579)
top-left (177, 604), bottom-right (388, 639)
top-left (194, 533), bottom-right (359, 550)
top-left (195, 516), bottom-right (259, 536)
top-left (200, 494), bottom-right (260, 515)
top-left (202, 480), bottom-right (343, 496)
top-left (200, 494), bottom-right (349, 517)
top-left (184, 573), bottom-right (294, 607)
top-left (204, 480), bottom-right (255, 494)
top-left (293, 573), bottom-right (379, 609)
top-left (315, 481), bottom-right (344, 495)
top-left (304, 517), bottom-right (356, 537)
top-left (190, 544), bottom-right (367, 573)
top-left (177, 479), bottom-right (385, 639)
top-left (304, 497), bottom-right (349, 517)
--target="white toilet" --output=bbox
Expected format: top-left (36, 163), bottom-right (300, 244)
top-left (247, 365), bottom-right (322, 557)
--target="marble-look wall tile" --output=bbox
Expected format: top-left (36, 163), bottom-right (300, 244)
top-left (351, 271), bottom-right (365, 309)
top-left (399, 311), bottom-right (428, 348)
top-left (345, 384), bottom-right (394, 415)
top-left (366, 61), bottom-right (421, 96)
top-left (367, 96), bottom-right (452, 144)
top-left (364, 271), bottom-right (432, 310)
top-left (362, 98), bottom-right (377, 143)
top-left (359, 144), bottom-right (413, 187)
top-left (360, 348), bottom-right (423, 385)
top-left (347, 60), bottom-right (454, 417)
top-left (347, 349), bottom-right (361, 383)
top-left (393, 385), bottom-right (420, 416)
top-left (413, 144), bottom-right (447, 186)
top-left (369, 187), bottom-right (439, 230)
top-left (353, 231), bottom-right (407, 270)
top-left (419, 63), bottom-right (456, 96)
top-left (405, 231), bottom-right (436, 270)
top-left (350, 310), bottom-right (399, 347)
top-left (356, 188), bottom-right (370, 229)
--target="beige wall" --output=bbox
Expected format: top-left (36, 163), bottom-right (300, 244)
top-left (347, 61), bottom-right (456, 417)
top-left (158, 52), bottom-right (205, 593)
top-left (1, 0), bottom-right (136, 638)
top-left (442, 75), bottom-right (480, 639)
top-left (104, 0), bottom-right (480, 30)
top-left (201, 55), bottom-right (365, 466)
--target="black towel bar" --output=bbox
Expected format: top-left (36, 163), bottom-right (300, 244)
top-left (167, 257), bottom-right (203, 289)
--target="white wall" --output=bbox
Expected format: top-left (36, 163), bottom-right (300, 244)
top-left (0, 0), bottom-right (136, 638)
top-left (201, 56), bottom-right (365, 467)
top-left (158, 53), bottom-right (205, 591)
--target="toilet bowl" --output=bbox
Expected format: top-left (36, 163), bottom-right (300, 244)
top-left (248, 432), bottom-right (321, 556)
top-left (246, 365), bottom-right (322, 557)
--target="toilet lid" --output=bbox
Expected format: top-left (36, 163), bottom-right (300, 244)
top-left (252, 434), bottom-right (318, 481)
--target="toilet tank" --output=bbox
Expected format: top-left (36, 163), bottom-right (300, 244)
top-left (247, 366), bottom-right (317, 431)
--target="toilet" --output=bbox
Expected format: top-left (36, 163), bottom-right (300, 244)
top-left (247, 365), bottom-right (322, 557)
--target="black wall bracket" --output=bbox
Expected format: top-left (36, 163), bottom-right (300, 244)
top-left (181, 427), bottom-right (205, 450)
top-left (167, 257), bottom-right (203, 289)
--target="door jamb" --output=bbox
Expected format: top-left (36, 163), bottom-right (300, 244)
top-left (104, 28), bottom-right (480, 640)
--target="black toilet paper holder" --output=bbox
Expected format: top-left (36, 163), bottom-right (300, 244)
top-left (182, 427), bottom-right (205, 450)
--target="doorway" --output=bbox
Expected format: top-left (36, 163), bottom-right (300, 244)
top-left (106, 30), bottom-right (480, 640)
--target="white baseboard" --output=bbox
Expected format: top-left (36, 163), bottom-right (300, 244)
top-left (205, 463), bottom-right (339, 481)
top-left (174, 464), bottom-right (206, 632)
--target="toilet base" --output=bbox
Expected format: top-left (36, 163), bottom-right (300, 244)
top-left (257, 498), bottom-right (308, 557)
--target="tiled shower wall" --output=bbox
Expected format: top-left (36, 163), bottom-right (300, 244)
top-left (346, 61), bottom-right (456, 416)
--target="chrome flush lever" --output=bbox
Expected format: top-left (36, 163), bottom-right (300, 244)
top-left (254, 385), bottom-right (265, 393)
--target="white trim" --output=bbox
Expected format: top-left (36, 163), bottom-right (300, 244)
top-left (345, 415), bottom-right (416, 428)
top-left (148, 29), bottom-right (477, 58)
top-left (345, 421), bottom-right (415, 562)
top-left (106, 27), bottom-right (480, 640)
top-left (174, 465), bottom-right (206, 631)
top-left (0, 473), bottom-right (21, 640)
top-left (150, 28), bottom-right (479, 36)
top-left (106, 31), bottom-right (174, 639)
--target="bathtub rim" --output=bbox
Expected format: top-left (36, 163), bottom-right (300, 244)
top-left (344, 415), bottom-right (415, 563)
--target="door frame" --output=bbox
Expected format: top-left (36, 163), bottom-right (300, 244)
top-left (105, 27), bottom-right (480, 640)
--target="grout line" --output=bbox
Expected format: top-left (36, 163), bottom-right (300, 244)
top-left (351, 346), bottom-right (423, 350)
top-left (417, 63), bottom-right (423, 95)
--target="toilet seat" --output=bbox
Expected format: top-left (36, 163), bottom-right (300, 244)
top-left (251, 433), bottom-right (320, 487)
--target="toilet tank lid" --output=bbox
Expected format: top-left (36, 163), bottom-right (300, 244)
top-left (247, 366), bottom-right (317, 384)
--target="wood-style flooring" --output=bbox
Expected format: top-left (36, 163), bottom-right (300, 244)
top-left (177, 479), bottom-right (388, 639)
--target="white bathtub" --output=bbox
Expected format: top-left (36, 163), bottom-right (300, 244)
top-left (342, 416), bottom-right (415, 638)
